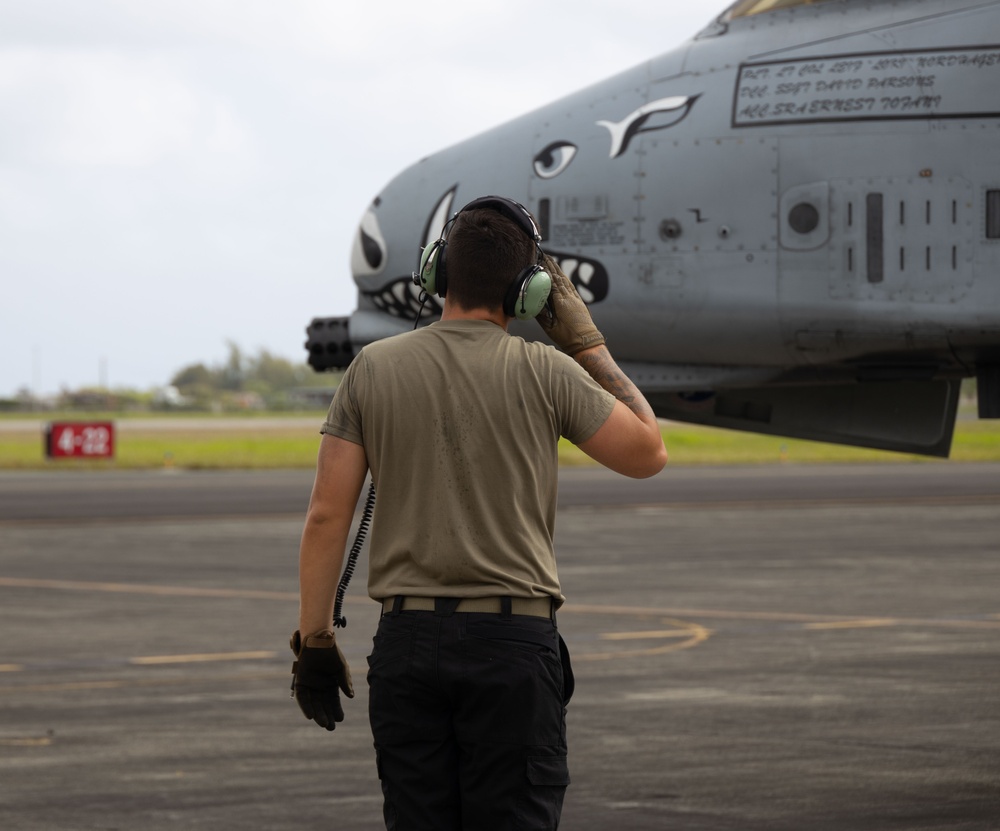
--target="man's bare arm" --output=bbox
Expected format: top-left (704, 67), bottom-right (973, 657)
top-left (575, 345), bottom-right (658, 422)
top-left (535, 253), bottom-right (666, 478)
top-left (575, 344), bottom-right (668, 478)
top-left (298, 434), bottom-right (369, 636)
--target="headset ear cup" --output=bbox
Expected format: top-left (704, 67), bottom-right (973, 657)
top-left (417, 239), bottom-right (447, 297)
top-left (505, 266), bottom-right (552, 320)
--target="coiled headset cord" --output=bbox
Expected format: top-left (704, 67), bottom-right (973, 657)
top-left (332, 480), bottom-right (376, 629)
top-left (331, 282), bottom-right (426, 628)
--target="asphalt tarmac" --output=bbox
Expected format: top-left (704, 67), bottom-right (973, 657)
top-left (1, 463), bottom-right (998, 830)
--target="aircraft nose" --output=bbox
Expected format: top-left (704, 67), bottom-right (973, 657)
top-left (351, 205), bottom-right (388, 279)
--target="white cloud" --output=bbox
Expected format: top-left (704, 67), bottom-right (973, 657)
top-left (55, 53), bottom-right (199, 166)
top-left (0, 47), bottom-right (257, 173)
top-left (0, 0), bottom-right (717, 396)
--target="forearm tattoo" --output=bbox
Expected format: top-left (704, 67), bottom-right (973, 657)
top-left (576, 347), bottom-right (656, 421)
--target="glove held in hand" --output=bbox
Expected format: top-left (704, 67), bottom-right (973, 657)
top-left (536, 254), bottom-right (606, 355)
top-left (290, 629), bottom-right (354, 731)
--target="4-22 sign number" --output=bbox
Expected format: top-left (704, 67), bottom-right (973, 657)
top-left (47, 422), bottom-right (115, 459)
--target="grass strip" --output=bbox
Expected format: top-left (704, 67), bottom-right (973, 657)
top-left (2, 417), bottom-right (999, 469)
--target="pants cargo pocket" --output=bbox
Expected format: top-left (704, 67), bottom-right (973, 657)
top-left (519, 754), bottom-right (570, 829)
top-left (557, 633), bottom-right (574, 704)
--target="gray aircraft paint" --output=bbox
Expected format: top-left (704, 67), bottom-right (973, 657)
top-left (310, 0), bottom-right (1000, 457)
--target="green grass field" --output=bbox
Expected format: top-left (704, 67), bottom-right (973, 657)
top-left (2, 413), bottom-right (999, 469)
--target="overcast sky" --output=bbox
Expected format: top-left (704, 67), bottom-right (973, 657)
top-left (0, 0), bottom-right (719, 397)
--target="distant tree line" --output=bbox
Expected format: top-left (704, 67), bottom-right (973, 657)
top-left (167, 342), bottom-right (339, 411)
top-left (1, 343), bottom-right (339, 413)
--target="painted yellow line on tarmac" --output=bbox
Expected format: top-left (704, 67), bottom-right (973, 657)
top-left (600, 629), bottom-right (701, 641)
top-left (566, 602), bottom-right (859, 623)
top-left (567, 602), bottom-right (1000, 630)
top-left (0, 671), bottom-right (289, 695)
top-left (0, 651), bottom-right (281, 694)
top-left (5, 576), bottom-right (997, 630)
top-left (19, 680), bottom-right (126, 692)
top-left (129, 651), bottom-right (277, 665)
top-left (0, 736), bottom-right (53, 747)
top-left (579, 618), bottom-right (713, 662)
top-left (0, 575), bottom-right (297, 602)
top-left (804, 619), bottom-right (898, 630)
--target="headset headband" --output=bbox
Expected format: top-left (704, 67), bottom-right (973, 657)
top-left (413, 194), bottom-right (550, 321)
top-left (455, 195), bottom-right (542, 246)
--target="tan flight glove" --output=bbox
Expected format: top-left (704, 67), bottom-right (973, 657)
top-left (537, 254), bottom-right (606, 355)
top-left (290, 629), bottom-right (354, 731)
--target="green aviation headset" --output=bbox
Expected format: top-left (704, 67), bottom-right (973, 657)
top-left (413, 195), bottom-right (552, 320)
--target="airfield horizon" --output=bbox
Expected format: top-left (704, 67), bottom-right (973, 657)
top-left (1, 411), bottom-right (999, 469)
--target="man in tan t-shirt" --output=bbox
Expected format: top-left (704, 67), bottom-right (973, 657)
top-left (290, 195), bottom-right (667, 830)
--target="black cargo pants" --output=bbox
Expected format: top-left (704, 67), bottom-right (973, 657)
top-left (367, 601), bottom-right (573, 830)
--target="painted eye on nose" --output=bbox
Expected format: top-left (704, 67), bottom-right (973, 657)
top-left (533, 141), bottom-right (578, 180)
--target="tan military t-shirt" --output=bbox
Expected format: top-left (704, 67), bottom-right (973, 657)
top-left (321, 319), bottom-right (615, 606)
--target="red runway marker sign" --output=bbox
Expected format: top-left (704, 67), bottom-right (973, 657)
top-left (46, 422), bottom-right (115, 459)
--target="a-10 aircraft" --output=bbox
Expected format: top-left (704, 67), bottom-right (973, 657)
top-left (306, 0), bottom-right (1000, 457)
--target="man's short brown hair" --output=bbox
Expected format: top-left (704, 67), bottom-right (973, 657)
top-left (445, 208), bottom-right (538, 312)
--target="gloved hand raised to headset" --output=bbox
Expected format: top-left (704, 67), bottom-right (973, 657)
top-left (290, 629), bottom-right (354, 731)
top-left (536, 254), bottom-right (606, 355)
